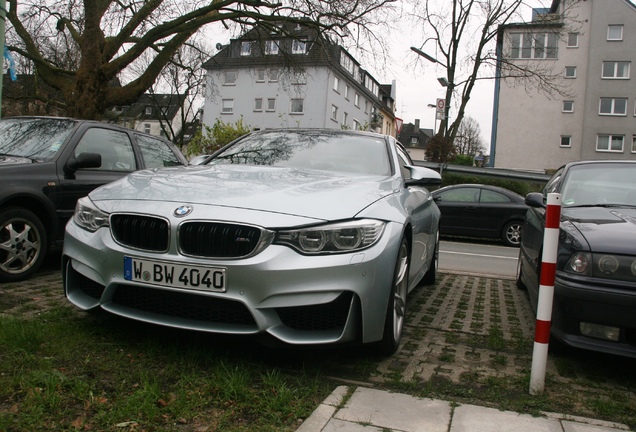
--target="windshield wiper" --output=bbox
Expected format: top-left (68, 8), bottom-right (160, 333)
top-left (0, 153), bottom-right (38, 162)
top-left (568, 203), bottom-right (634, 208)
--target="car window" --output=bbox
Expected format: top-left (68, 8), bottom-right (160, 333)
top-left (562, 163), bottom-right (636, 206)
top-left (136, 134), bottom-right (183, 168)
top-left (480, 189), bottom-right (511, 203)
top-left (211, 131), bottom-right (391, 176)
top-left (0, 118), bottom-right (76, 162)
top-left (74, 128), bottom-right (136, 172)
top-left (439, 188), bottom-right (479, 203)
top-left (543, 167), bottom-right (563, 195)
top-left (395, 146), bottom-right (412, 180)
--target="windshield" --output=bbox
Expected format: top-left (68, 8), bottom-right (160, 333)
top-left (0, 118), bottom-right (77, 162)
top-left (561, 163), bottom-right (636, 207)
top-left (209, 130), bottom-right (392, 176)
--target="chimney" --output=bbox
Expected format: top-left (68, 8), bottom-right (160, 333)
top-left (414, 119), bottom-right (420, 130)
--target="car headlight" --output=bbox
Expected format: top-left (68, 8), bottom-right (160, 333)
top-left (73, 197), bottom-right (110, 232)
top-left (565, 252), bottom-right (591, 275)
top-left (275, 219), bottom-right (385, 254)
top-left (565, 251), bottom-right (636, 282)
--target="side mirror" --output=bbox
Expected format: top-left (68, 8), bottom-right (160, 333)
top-left (525, 192), bottom-right (546, 208)
top-left (404, 165), bottom-right (442, 187)
top-left (64, 152), bottom-right (102, 178)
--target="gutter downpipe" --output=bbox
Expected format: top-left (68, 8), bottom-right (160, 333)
top-left (489, 26), bottom-right (505, 168)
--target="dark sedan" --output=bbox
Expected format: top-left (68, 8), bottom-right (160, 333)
top-left (432, 184), bottom-right (528, 247)
top-left (517, 160), bottom-right (636, 358)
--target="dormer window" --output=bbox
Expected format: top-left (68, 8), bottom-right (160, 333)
top-left (292, 39), bottom-right (307, 54)
top-left (241, 41), bottom-right (252, 56)
top-left (265, 40), bottom-right (279, 55)
top-left (145, 106), bottom-right (152, 115)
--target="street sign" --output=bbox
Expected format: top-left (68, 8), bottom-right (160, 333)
top-left (436, 98), bottom-right (446, 120)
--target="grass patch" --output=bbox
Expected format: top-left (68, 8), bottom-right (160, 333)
top-left (0, 308), bottom-right (334, 431)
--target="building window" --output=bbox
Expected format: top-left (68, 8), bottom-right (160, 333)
top-left (353, 119), bottom-right (360, 130)
top-left (354, 93), bottom-right (359, 107)
top-left (222, 99), bottom-right (234, 114)
top-left (292, 39), bottom-right (307, 54)
top-left (265, 40), bottom-right (279, 55)
top-left (410, 137), bottom-right (419, 145)
top-left (340, 52), bottom-right (357, 76)
top-left (602, 61), bottom-right (630, 79)
top-left (267, 98), bottom-right (276, 111)
top-left (333, 77), bottom-right (340, 92)
top-left (292, 71), bottom-right (307, 85)
top-left (342, 112), bottom-right (348, 126)
top-left (509, 32), bottom-right (558, 59)
top-left (564, 66), bottom-right (576, 78)
top-left (224, 70), bottom-right (237, 85)
top-left (145, 106), bottom-right (152, 115)
top-left (256, 69), bottom-right (266, 82)
top-left (599, 98), bottom-right (627, 115)
top-left (607, 25), bottom-right (623, 41)
top-left (563, 101), bottom-right (574, 112)
top-left (567, 33), bottom-right (579, 47)
top-left (144, 123), bottom-right (151, 134)
top-left (596, 134), bottom-right (624, 152)
top-left (331, 105), bottom-right (338, 121)
top-left (241, 41), bottom-right (252, 56)
top-left (560, 136), bottom-right (571, 147)
top-left (344, 85), bottom-right (349, 100)
top-left (632, 135), bottom-right (636, 153)
top-left (364, 101), bottom-right (369, 114)
top-left (290, 99), bottom-right (304, 114)
top-left (268, 68), bottom-right (279, 82)
top-left (254, 98), bottom-right (263, 111)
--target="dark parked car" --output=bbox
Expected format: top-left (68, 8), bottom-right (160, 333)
top-left (63, 129), bottom-right (441, 355)
top-left (517, 160), bottom-right (636, 358)
top-left (432, 184), bottom-right (528, 247)
top-left (0, 116), bottom-right (188, 282)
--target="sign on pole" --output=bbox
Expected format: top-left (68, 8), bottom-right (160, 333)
top-left (435, 98), bottom-right (445, 120)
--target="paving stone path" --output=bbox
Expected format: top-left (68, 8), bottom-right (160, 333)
top-left (372, 273), bottom-right (536, 385)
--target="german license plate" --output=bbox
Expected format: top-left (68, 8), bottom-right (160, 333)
top-left (124, 257), bottom-right (226, 292)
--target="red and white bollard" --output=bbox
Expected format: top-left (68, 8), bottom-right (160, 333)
top-left (529, 193), bottom-right (562, 395)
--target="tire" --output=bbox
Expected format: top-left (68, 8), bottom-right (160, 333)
top-left (0, 207), bottom-right (48, 283)
top-left (420, 230), bottom-right (439, 286)
top-left (377, 237), bottom-right (410, 356)
top-left (502, 220), bottom-right (523, 247)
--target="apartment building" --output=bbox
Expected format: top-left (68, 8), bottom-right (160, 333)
top-left (201, 22), bottom-right (396, 135)
top-left (492, 0), bottom-right (636, 171)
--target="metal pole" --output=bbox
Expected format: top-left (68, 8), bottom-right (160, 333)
top-left (529, 193), bottom-right (562, 395)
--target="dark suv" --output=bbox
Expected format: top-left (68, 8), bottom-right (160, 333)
top-left (0, 116), bottom-right (188, 282)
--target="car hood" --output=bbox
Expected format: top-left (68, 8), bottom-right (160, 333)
top-left (89, 164), bottom-right (400, 221)
top-left (563, 206), bottom-right (636, 254)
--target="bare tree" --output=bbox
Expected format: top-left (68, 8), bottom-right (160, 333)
top-left (409, 0), bottom-right (580, 144)
top-left (145, 41), bottom-right (209, 146)
top-left (455, 116), bottom-right (485, 157)
top-left (6, 0), bottom-right (395, 120)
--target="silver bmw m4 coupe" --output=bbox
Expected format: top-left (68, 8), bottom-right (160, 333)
top-left (63, 129), bottom-right (441, 355)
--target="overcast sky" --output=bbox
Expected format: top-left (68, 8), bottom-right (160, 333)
top-left (375, 1), bottom-right (543, 152)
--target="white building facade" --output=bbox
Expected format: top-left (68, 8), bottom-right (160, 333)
top-left (201, 23), bottom-right (395, 135)
top-left (492, 0), bottom-right (636, 171)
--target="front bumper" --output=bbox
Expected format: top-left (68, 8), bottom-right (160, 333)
top-left (63, 218), bottom-right (404, 346)
top-left (551, 273), bottom-right (636, 358)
